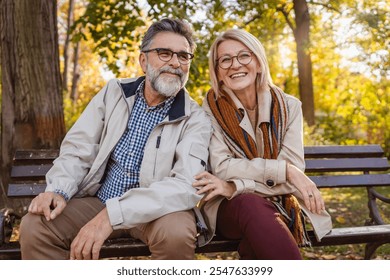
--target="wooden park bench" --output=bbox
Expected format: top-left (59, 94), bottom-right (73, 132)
top-left (1, 144), bottom-right (390, 259)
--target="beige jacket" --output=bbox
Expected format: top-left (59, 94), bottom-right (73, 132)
top-left (45, 77), bottom-right (212, 231)
top-left (200, 87), bottom-right (332, 245)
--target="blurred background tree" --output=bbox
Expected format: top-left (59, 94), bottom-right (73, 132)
top-left (0, 0), bottom-right (65, 209)
top-left (64, 0), bottom-right (389, 153)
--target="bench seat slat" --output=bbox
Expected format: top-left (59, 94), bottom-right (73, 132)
top-left (3, 225), bottom-right (390, 259)
top-left (309, 225), bottom-right (390, 246)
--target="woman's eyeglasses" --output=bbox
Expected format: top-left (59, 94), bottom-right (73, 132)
top-left (217, 51), bottom-right (253, 69)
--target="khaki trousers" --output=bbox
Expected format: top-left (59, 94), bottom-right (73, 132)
top-left (19, 197), bottom-right (197, 260)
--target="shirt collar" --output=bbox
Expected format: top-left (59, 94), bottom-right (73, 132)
top-left (136, 80), bottom-right (175, 111)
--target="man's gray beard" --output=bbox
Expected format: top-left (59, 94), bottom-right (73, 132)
top-left (147, 64), bottom-right (188, 97)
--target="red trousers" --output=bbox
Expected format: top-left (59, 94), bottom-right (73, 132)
top-left (217, 193), bottom-right (302, 260)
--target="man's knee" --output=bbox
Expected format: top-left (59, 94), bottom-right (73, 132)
top-left (19, 213), bottom-right (45, 246)
top-left (147, 211), bottom-right (197, 259)
top-left (153, 221), bottom-right (196, 246)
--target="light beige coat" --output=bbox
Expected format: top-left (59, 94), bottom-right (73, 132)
top-left (45, 77), bottom-right (212, 230)
top-left (200, 87), bottom-right (332, 245)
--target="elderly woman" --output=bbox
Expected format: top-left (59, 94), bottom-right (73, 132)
top-left (193, 29), bottom-right (332, 259)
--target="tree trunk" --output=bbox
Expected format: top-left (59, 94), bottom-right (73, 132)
top-left (62, 0), bottom-right (75, 95)
top-left (70, 41), bottom-right (80, 101)
top-left (293, 0), bottom-right (315, 126)
top-left (0, 0), bottom-right (65, 209)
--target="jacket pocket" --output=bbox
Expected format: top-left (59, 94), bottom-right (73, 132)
top-left (189, 143), bottom-right (208, 171)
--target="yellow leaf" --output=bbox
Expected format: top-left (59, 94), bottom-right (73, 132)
top-left (335, 216), bottom-right (346, 224)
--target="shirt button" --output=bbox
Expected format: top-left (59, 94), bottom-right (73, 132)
top-left (266, 179), bottom-right (275, 187)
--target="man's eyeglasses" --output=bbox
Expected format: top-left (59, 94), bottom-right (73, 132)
top-left (216, 51), bottom-right (253, 69)
top-left (142, 48), bottom-right (194, 65)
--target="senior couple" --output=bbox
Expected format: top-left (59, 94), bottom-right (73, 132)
top-left (20, 18), bottom-right (331, 260)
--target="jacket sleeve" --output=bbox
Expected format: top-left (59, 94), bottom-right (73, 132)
top-left (204, 95), bottom-right (305, 198)
top-left (45, 81), bottom-right (111, 198)
top-left (105, 103), bottom-right (213, 229)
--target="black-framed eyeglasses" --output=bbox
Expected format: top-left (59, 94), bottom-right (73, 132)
top-left (216, 50), bottom-right (253, 69)
top-left (142, 48), bottom-right (194, 65)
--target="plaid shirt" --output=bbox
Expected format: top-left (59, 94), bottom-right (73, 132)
top-left (97, 81), bottom-right (175, 203)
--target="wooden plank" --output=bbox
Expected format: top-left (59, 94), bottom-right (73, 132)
top-left (3, 224), bottom-right (390, 259)
top-left (305, 158), bottom-right (390, 173)
top-left (11, 164), bottom-right (52, 178)
top-left (304, 145), bottom-right (384, 158)
top-left (310, 174), bottom-right (390, 188)
top-left (7, 183), bottom-right (46, 197)
top-left (12, 145), bottom-right (385, 162)
top-left (14, 150), bottom-right (59, 160)
top-left (309, 225), bottom-right (390, 246)
top-left (0, 242), bottom-right (21, 260)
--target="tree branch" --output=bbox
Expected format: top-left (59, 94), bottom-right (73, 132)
top-left (276, 4), bottom-right (295, 32)
top-left (307, 0), bottom-right (341, 14)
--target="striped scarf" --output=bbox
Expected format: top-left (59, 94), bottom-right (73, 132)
top-left (207, 86), bottom-right (308, 246)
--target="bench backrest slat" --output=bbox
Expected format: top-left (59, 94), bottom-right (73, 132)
top-left (305, 158), bottom-right (390, 172)
top-left (11, 159), bottom-right (389, 178)
top-left (311, 174), bottom-right (390, 188)
top-left (304, 145), bottom-right (384, 158)
top-left (11, 165), bottom-right (53, 178)
top-left (7, 183), bottom-right (46, 197)
top-left (8, 145), bottom-right (390, 197)
top-left (14, 150), bottom-right (59, 161)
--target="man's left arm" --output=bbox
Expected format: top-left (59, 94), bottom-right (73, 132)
top-left (106, 105), bottom-right (212, 229)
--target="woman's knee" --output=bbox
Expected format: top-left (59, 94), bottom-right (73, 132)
top-left (224, 193), bottom-right (275, 217)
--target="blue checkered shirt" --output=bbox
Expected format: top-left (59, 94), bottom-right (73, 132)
top-left (97, 82), bottom-right (175, 203)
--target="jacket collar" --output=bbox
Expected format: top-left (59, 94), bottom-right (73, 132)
top-left (221, 85), bottom-right (271, 124)
top-left (120, 76), bottom-right (186, 121)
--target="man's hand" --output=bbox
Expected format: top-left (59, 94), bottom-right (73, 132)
top-left (70, 208), bottom-right (113, 260)
top-left (28, 192), bottom-right (67, 221)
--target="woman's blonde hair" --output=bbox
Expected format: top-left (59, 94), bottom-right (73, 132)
top-left (208, 29), bottom-right (274, 97)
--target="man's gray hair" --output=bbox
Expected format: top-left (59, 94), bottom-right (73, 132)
top-left (141, 18), bottom-right (196, 52)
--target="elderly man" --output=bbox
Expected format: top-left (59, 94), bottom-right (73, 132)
top-left (19, 18), bottom-right (212, 260)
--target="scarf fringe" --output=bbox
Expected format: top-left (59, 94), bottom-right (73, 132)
top-left (270, 195), bottom-right (311, 247)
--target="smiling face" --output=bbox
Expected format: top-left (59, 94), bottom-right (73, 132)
top-left (140, 31), bottom-right (191, 98)
top-left (216, 39), bottom-right (260, 97)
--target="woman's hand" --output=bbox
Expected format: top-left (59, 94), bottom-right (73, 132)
top-left (193, 171), bottom-right (236, 201)
top-left (287, 163), bottom-right (325, 214)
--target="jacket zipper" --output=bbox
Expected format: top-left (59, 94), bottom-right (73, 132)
top-left (153, 126), bottom-right (165, 177)
top-left (79, 80), bottom-right (131, 193)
